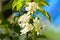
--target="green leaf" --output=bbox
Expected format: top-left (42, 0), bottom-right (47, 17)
top-left (16, 1), bottom-right (23, 11)
top-left (12, 1), bottom-right (18, 10)
top-left (26, 0), bottom-right (30, 2)
top-left (34, 0), bottom-right (50, 20)
top-left (34, 0), bottom-right (49, 6)
top-left (41, 0), bottom-right (46, 2)
top-left (12, 0), bottom-right (24, 11)
top-left (40, 1), bottom-right (49, 6)
top-left (14, 24), bottom-right (21, 34)
top-left (36, 35), bottom-right (47, 38)
top-left (26, 0), bottom-right (34, 2)
top-left (38, 10), bottom-right (51, 21)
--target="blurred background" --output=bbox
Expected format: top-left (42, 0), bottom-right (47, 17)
top-left (0, 0), bottom-right (60, 40)
top-left (44, 0), bottom-right (60, 27)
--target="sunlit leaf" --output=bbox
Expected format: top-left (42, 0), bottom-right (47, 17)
top-left (12, 0), bottom-right (24, 11)
top-left (34, 0), bottom-right (49, 6)
top-left (16, 2), bottom-right (22, 11)
top-left (12, 1), bottom-right (18, 10)
top-left (38, 10), bottom-right (50, 21)
top-left (40, 1), bottom-right (49, 6)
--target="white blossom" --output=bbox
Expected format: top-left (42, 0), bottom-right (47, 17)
top-left (20, 23), bottom-right (34, 35)
top-left (33, 18), bottom-right (46, 35)
top-left (18, 2), bottom-right (46, 35)
top-left (33, 18), bottom-right (41, 31)
top-left (25, 2), bottom-right (40, 13)
top-left (18, 14), bottom-right (46, 35)
top-left (18, 13), bottom-right (31, 28)
top-left (37, 32), bottom-right (40, 35)
top-left (18, 13), bottom-right (34, 35)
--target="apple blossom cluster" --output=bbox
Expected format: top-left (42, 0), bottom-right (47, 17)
top-left (25, 2), bottom-right (41, 14)
top-left (18, 2), bottom-right (46, 35)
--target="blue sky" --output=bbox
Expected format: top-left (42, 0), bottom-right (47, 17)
top-left (44, 0), bottom-right (60, 26)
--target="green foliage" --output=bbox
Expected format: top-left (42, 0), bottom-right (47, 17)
top-left (34, 0), bottom-right (49, 6)
top-left (2, 0), bottom-right (13, 13)
top-left (37, 10), bottom-right (50, 20)
top-left (12, 0), bottom-right (24, 11)
top-left (14, 36), bottom-right (20, 40)
top-left (14, 24), bottom-right (21, 34)
top-left (0, 20), bottom-right (2, 24)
